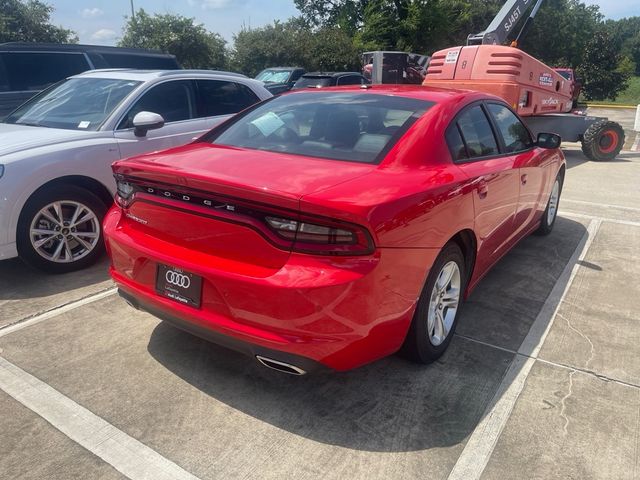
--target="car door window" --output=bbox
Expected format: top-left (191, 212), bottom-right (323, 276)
top-left (487, 103), bottom-right (533, 153)
top-left (445, 124), bottom-right (469, 161)
top-left (455, 105), bottom-right (499, 159)
top-left (118, 80), bottom-right (195, 129)
top-left (1, 52), bottom-right (90, 91)
top-left (196, 80), bottom-right (259, 117)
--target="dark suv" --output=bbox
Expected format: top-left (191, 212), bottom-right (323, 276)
top-left (291, 72), bottom-right (369, 90)
top-left (0, 42), bottom-right (181, 119)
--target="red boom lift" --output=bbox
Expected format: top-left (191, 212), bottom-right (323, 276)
top-left (423, 0), bottom-right (625, 161)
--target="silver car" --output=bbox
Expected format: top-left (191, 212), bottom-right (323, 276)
top-left (0, 69), bottom-right (271, 273)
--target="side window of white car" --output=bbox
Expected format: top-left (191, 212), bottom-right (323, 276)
top-left (118, 80), bottom-right (196, 129)
top-left (195, 80), bottom-right (260, 117)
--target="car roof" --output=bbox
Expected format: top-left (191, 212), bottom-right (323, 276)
top-left (301, 72), bottom-right (363, 78)
top-left (74, 69), bottom-right (247, 81)
top-left (0, 42), bottom-right (174, 57)
top-left (284, 84), bottom-right (497, 104)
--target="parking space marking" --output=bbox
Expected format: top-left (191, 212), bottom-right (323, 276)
top-left (0, 355), bottom-right (201, 480)
top-left (447, 219), bottom-right (600, 480)
top-left (559, 210), bottom-right (640, 228)
top-left (562, 198), bottom-right (640, 213)
top-left (0, 288), bottom-right (117, 338)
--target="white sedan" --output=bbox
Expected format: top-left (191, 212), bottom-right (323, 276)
top-left (0, 69), bottom-right (271, 273)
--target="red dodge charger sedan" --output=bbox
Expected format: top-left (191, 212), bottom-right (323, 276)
top-left (104, 85), bottom-right (564, 374)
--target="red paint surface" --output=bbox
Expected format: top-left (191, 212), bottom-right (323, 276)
top-left (104, 85), bottom-right (564, 371)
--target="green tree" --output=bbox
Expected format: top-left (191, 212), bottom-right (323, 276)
top-left (231, 18), bottom-right (313, 76)
top-left (230, 18), bottom-right (360, 76)
top-left (294, 0), bottom-right (369, 34)
top-left (119, 9), bottom-right (226, 69)
top-left (0, 0), bottom-right (76, 43)
top-left (519, 0), bottom-right (603, 68)
top-left (606, 16), bottom-right (640, 74)
top-left (308, 26), bottom-right (361, 71)
top-left (578, 30), bottom-right (630, 100)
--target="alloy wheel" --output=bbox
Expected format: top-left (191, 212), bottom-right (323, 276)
top-left (547, 179), bottom-right (560, 226)
top-left (29, 200), bottom-right (100, 263)
top-left (427, 261), bottom-right (461, 346)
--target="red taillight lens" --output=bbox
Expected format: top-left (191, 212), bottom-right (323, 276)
top-left (265, 215), bottom-right (374, 255)
top-left (113, 176), bottom-right (375, 256)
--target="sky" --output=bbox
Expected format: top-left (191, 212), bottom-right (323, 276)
top-left (48, 0), bottom-right (640, 46)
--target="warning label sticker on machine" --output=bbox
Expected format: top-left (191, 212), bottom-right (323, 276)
top-left (539, 73), bottom-right (553, 87)
top-left (445, 50), bottom-right (459, 64)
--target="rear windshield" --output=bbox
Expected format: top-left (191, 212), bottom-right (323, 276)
top-left (209, 92), bottom-right (433, 163)
top-left (293, 77), bottom-right (332, 89)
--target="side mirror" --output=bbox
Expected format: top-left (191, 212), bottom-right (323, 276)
top-left (537, 132), bottom-right (561, 149)
top-left (133, 111), bottom-right (165, 137)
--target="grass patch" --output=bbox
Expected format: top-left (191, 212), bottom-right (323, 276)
top-left (584, 76), bottom-right (640, 106)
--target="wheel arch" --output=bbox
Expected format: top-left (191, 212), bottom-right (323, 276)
top-left (23, 176), bottom-right (113, 212)
top-left (447, 228), bottom-right (477, 291)
top-left (16, 175), bottom-right (114, 233)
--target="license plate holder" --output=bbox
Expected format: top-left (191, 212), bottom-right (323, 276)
top-left (156, 264), bottom-right (202, 308)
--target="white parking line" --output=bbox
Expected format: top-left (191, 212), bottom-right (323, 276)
top-left (559, 210), bottom-right (640, 228)
top-left (0, 356), bottom-right (201, 480)
top-left (562, 198), bottom-right (640, 213)
top-left (0, 288), bottom-right (117, 338)
top-left (446, 219), bottom-right (600, 480)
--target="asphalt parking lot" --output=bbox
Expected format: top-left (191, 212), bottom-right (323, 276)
top-left (1, 114), bottom-right (639, 478)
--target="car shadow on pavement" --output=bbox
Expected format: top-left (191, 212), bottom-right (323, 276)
top-left (146, 216), bottom-right (587, 452)
top-left (0, 256), bottom-right (110, 301)
top-left (0, 256), bottom-right (112, 327)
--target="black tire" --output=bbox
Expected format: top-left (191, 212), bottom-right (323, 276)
top-left (17, 185), bottom-right (108, 274)
top-left (401, 242), bottom-right (466, 364)
top-left (535, 172), bottom-right (564, 236)
top-left (581, 119), bottom-right (625, 161)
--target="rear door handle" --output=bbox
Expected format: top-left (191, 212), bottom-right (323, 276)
top-left (521, 174), bottom-right (528, 185)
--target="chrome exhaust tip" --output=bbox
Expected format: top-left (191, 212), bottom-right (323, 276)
top-left (256, 355), bottom-right (307, 375)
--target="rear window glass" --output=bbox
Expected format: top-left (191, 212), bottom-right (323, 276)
top-left (208, 92), bottom-right (433, 163)
top-left (196, 80), bottom-right (259, 117)
top-left (293, 77), bottom-right (332, 89)
top-left (99, 53), bottom-right (179, 69)
top-left (0, 52), bottom-right (90, 91)
top-left (0, 57), bottom-right (8, 92)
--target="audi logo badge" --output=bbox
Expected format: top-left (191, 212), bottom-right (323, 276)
top-left (165, 271), bottom-right (191, 288)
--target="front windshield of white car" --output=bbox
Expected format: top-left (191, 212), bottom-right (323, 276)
top-left (4, 78), bottom-right (142, 131)
top-left (256, 70), bottom-right (292, 83)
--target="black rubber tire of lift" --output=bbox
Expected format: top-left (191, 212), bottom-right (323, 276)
top-left (580, 119), bottom-right (625, 161)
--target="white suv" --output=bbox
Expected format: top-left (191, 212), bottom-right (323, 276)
top-left (0, 69), bottom-right (271, 273)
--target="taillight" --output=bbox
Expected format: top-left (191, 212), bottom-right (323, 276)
top-left (114, 175), bottom-right (134, 208)
top-left (113, 176), bottom-right (375, 256)
top-left (264, 215), bottom-right (374, 255)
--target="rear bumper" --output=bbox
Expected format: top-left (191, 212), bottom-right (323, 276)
top-left (105, 207), bottom-right (438, 371)
top-left (118, 288), bottom-right (327, 374)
